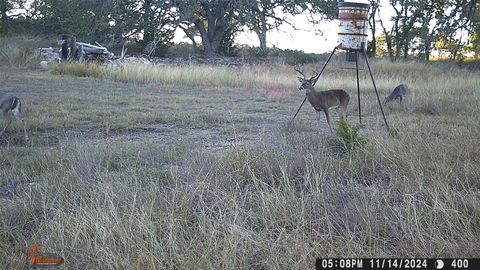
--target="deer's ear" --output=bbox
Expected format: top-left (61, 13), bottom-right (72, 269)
top-left (298, 77), bottom-right (303, 83)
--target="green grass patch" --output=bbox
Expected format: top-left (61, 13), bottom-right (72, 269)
top-left (334, 117), bottom-right (367, 152)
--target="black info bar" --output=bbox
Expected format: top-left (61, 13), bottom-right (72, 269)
top-left (315, 258), bottom-right (479, 270)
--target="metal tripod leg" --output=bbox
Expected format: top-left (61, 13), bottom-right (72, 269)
top-left (361, 50), bottom-right (389, 131)
top-left (292, 97), bottom-right (307, 121)
top-left (355, 50), bottom-right (361, 124)
top-left (292, 44), bottom-right (340, 121)
top-left (313, 44), bottom-right (340, 83)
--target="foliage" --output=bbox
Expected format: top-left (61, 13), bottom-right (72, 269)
top-left (0, 0), bottom-right (24, 35)
top-left (378, 0), bottom-right (477, 61)
top-left (367, 0), bottom-right (380, 57)
top-left (218, 28), bottom-right (240, 57)
top-left (241, 0), bottom-right (337, 50)
top-left (166, 42), bottom-right (196, 57)
top-left (0, 35), bottom-right (40, 67)
top-left (2, 0), bottom-right (479, 60)
top-left (173, 0), bottom-right (337, 55)
top-left (115, 0), bottom-right (175, 55)
top-left (466, 2), bottom-right (480, 59)
top-left (28, 0), bottom-right (114, 42)
top-left (237, 45), bottom-right (323, 65)
top-left (5, 0), bottom-right (175, 52)
top-left (334, 117), bottom-right (366, 152)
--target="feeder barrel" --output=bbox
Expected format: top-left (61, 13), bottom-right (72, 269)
top-left (337, 2), bottom-right (370, 51)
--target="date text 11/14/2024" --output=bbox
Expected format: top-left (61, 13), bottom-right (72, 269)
top-left (315, 258), bottom-right (479, 270)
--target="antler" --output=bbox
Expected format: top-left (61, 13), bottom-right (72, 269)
top-left (294, 66), bottom-right (306, 79)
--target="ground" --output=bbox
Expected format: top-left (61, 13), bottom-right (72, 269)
top-left (0, 61), bottom-right (479, 269)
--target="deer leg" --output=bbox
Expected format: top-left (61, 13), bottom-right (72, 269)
top-left (399, 95), bottom-right (403, 104)
top-left (0, 118), bottom-right (12, 136)
top-left (341, 104), bottom-right (348, 120)
top-left (21, 120), bottom-right (28, 142)
top-left (324, 109), bottom-right (333, 133)
top-left (316, 111), bottom-right (322, 128)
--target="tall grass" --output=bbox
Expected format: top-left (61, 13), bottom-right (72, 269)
top-left (1, 123), bottom-right (479, 268)
top-left (0, 36), bottom-right (43, 68)
top-left (1, 36), bottom-right (480, 269)
top-left (49, 58), bottom-right (480, 100)
top-left (50, 62), bottom-right (296, 96)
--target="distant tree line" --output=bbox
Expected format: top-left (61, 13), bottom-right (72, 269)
top-left (368, 0), bottom-right (479, 61)
top-left (0, 0), bottom-right (337, 56)
top-left (0, 0), bottom-right (478, 60)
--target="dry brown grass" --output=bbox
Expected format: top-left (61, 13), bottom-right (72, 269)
top-left (0, 45), bottom-right (479, 269)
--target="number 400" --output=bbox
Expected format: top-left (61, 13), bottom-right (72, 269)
top-left (451, 259), bottom-right (468, 268)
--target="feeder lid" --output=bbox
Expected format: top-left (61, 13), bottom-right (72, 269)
top-left (338, 1), bottom-right (370, 8)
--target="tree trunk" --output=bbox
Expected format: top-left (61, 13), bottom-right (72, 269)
top-left (179, 25), bottom-right (200, 53)
top-left (379, 15), bottom-right (394, 62)
top-left (194, 19), bottom-right (213, 55)
top-left (142, 0), bottom-right (154, 43)
top-left (424, 40), bottom-right (431, 61)
top-left (193, 2), bottom-right (234, 56)
top-left (254, 28), bottom-right (267, 51)
top-left (256, 11), bottom-right (268, 50)
top-left (194, 20), bottom-right (225, 56)
top-left (61, 34), bottom-right (69, 60)
top-left (391, 3), bottom-right (403, 61)
top-left (0, 1), bottom-right (8, 34)
top-left (69, 36), bottom-right (77, 60)
top-left (368, 1), bottom-right (378, 57)
top-left (394, 26), bottom-right (401, 61)
top-left (452, 46), bottom-right (459, 61)
top-left (403, 39), bottom-right (409, 60)
top-left (452, 38), bottom-right (463, 61)
top-left (386, 35), bottom-right (394, 62)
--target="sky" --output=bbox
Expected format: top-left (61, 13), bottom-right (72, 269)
top-left (173, 0), bottom-right (395, 54)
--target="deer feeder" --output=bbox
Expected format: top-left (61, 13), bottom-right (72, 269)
top-left (338, 1), bottom-right (370, 51)
top-left (291, 0), bottom-right (390, 132)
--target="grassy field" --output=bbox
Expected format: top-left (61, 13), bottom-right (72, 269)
top-left (0, 45), bottom-right (480, 269)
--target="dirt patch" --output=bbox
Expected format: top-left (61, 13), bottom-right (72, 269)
top-left (0, 134), bottom-right (28, 147)
top-left (123, 123), bottom-right (265, 150)
top-left (29, 132), bottom-right (60, 147)
top-left (0, 180), bottom-right (39, 201)
top-left (18, 113), bottom-right (340, 153)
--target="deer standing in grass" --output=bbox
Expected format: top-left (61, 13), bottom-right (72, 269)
top-left (295, 67), bottom-right (350, 132)
top-left (0, 92), bottom-right (28, 141)
top-left (384, 84), bottom-right (408, 104)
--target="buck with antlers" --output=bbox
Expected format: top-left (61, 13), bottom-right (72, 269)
top-left (0, 92), bottom-right (28, 141)
top-left (295, 67), bottom-right (350, 132)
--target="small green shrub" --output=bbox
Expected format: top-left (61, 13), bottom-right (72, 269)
top-left (334, 117), bottom-right (366, 151)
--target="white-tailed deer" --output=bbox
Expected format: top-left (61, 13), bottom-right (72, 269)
top-left (0, 92), bottom-right (28, 141)
top-left (295, 67), bottom-right (350, 132)
top-left (384, 84), bottom-right (408, 104)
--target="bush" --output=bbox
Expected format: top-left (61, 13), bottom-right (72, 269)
top-left (238, 45), bottom-right (324, 65)
top-left (166, 42), bottom-right (197, 57)
top-left (0, 36), bottom-right (45, 68)
top-left (334, 116), bottom-right (366, 152)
